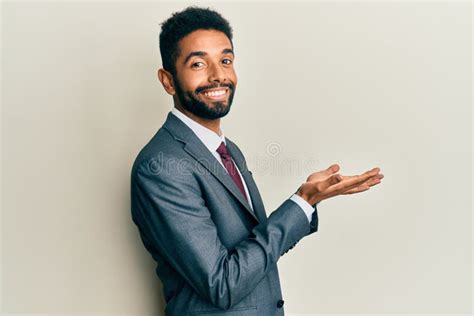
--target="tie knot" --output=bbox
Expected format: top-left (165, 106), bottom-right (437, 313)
top-left (216, 141), bottom-right (230, 158)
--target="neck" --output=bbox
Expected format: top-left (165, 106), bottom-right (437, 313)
top-left (174, 105), bottom-right (222, 136)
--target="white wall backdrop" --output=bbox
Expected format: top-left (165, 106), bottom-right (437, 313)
top-left (1, 1), bottom-right (471, 315)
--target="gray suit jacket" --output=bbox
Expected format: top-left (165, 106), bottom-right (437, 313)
top-left (130, 112), bottom-right (319, 315)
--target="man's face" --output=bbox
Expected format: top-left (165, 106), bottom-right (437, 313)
top-left (172, 29), bottom-right (237, 120)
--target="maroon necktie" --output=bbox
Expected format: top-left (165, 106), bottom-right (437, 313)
top-left (216, 141), bottom-right (248, 201)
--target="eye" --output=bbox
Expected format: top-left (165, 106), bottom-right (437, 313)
top-left (222, 58), bottom-right (233, 65)
top-left (191, 61), bottom-right (204, 69)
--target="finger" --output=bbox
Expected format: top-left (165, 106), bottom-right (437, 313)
top-left (311, 174), bottom-right (342, 194)
top-left (326, 168), bottom-right (380, 194)
top-left (359, 174), bottom-right (383, 188)
top-left (333, 168), bottom-right (381, 182)
top-left (322, 173), bottom-right (343, 189)
top-left (367, 174), bottom-right (384, 186)
top-left (343, 174), bottom-right (384, 194)
top-left (343, 185), bottom-right (370, 194)
top-left (306, 164), bottom-right (340, 182)
top-left (366, 167), bottom-right (380, 174)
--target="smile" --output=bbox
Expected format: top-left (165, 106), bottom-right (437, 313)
top-left (201, 88), bottom-right (228, 100)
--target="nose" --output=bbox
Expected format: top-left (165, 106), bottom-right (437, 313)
top-left (208, 62), bottom-right (227, 83)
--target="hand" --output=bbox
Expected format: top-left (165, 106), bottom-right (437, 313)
top-left (296, 164), bottom-right (384, 205)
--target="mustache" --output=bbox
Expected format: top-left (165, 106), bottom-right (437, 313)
top-left (195, 82), bottom-right (234, 94)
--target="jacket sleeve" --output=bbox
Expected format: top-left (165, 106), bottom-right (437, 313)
top-left (282, 203), bottom-right (319, 255)
top-left (131, 159), bottom-right (311, 311)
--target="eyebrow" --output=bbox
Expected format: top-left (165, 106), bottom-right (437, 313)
top-left (183, 48), bottom-right (234, 65)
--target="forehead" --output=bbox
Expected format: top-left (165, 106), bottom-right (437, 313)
top-left (177, 29), bottom-right (232, 58)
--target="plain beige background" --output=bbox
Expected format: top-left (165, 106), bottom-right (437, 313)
top-left (1, 1), bottom-right (472, 315)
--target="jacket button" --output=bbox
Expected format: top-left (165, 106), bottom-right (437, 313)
top-left (277, 299), bottom-right (284, 308)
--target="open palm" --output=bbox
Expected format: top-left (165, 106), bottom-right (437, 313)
top-left (299, 164), bottom-right (384, 204)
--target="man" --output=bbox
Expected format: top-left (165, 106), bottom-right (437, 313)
top-left (130, 6), bottom-right (384, 316)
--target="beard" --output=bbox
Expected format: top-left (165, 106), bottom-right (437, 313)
top-left (173, 77), bottom-right (235, 120)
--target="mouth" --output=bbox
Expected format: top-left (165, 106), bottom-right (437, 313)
top-left (199, 88), bottom-right (229, 101)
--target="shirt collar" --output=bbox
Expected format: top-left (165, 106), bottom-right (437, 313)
top-left (171, 107), bottom-right (226, 153)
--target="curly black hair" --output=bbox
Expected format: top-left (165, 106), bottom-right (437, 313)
top-left (159, 6), bottom-right (234, 76)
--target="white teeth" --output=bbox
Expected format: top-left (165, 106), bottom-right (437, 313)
top-left (204, 89), bottom-right (226, 97)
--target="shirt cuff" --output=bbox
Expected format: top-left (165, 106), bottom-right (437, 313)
top-left (289, 193), bottom-right (319, 223)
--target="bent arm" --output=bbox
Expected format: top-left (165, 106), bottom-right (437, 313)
top-left (131, 160), bottom-right (311, 310)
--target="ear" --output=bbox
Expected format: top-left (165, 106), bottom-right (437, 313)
top-left (157, 68), bottom-right (176, 96)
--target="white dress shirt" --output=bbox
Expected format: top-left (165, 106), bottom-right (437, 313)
top-left (171, 107), bottom-right (317, 222)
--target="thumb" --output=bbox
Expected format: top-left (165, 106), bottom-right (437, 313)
top-left (325, 163), bottom-right (340, 175)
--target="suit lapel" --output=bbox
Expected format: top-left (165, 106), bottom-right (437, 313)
top-left (225, 140), bottom-right (267, 223)
top-left (163, 112), bottom-right (259, 223)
